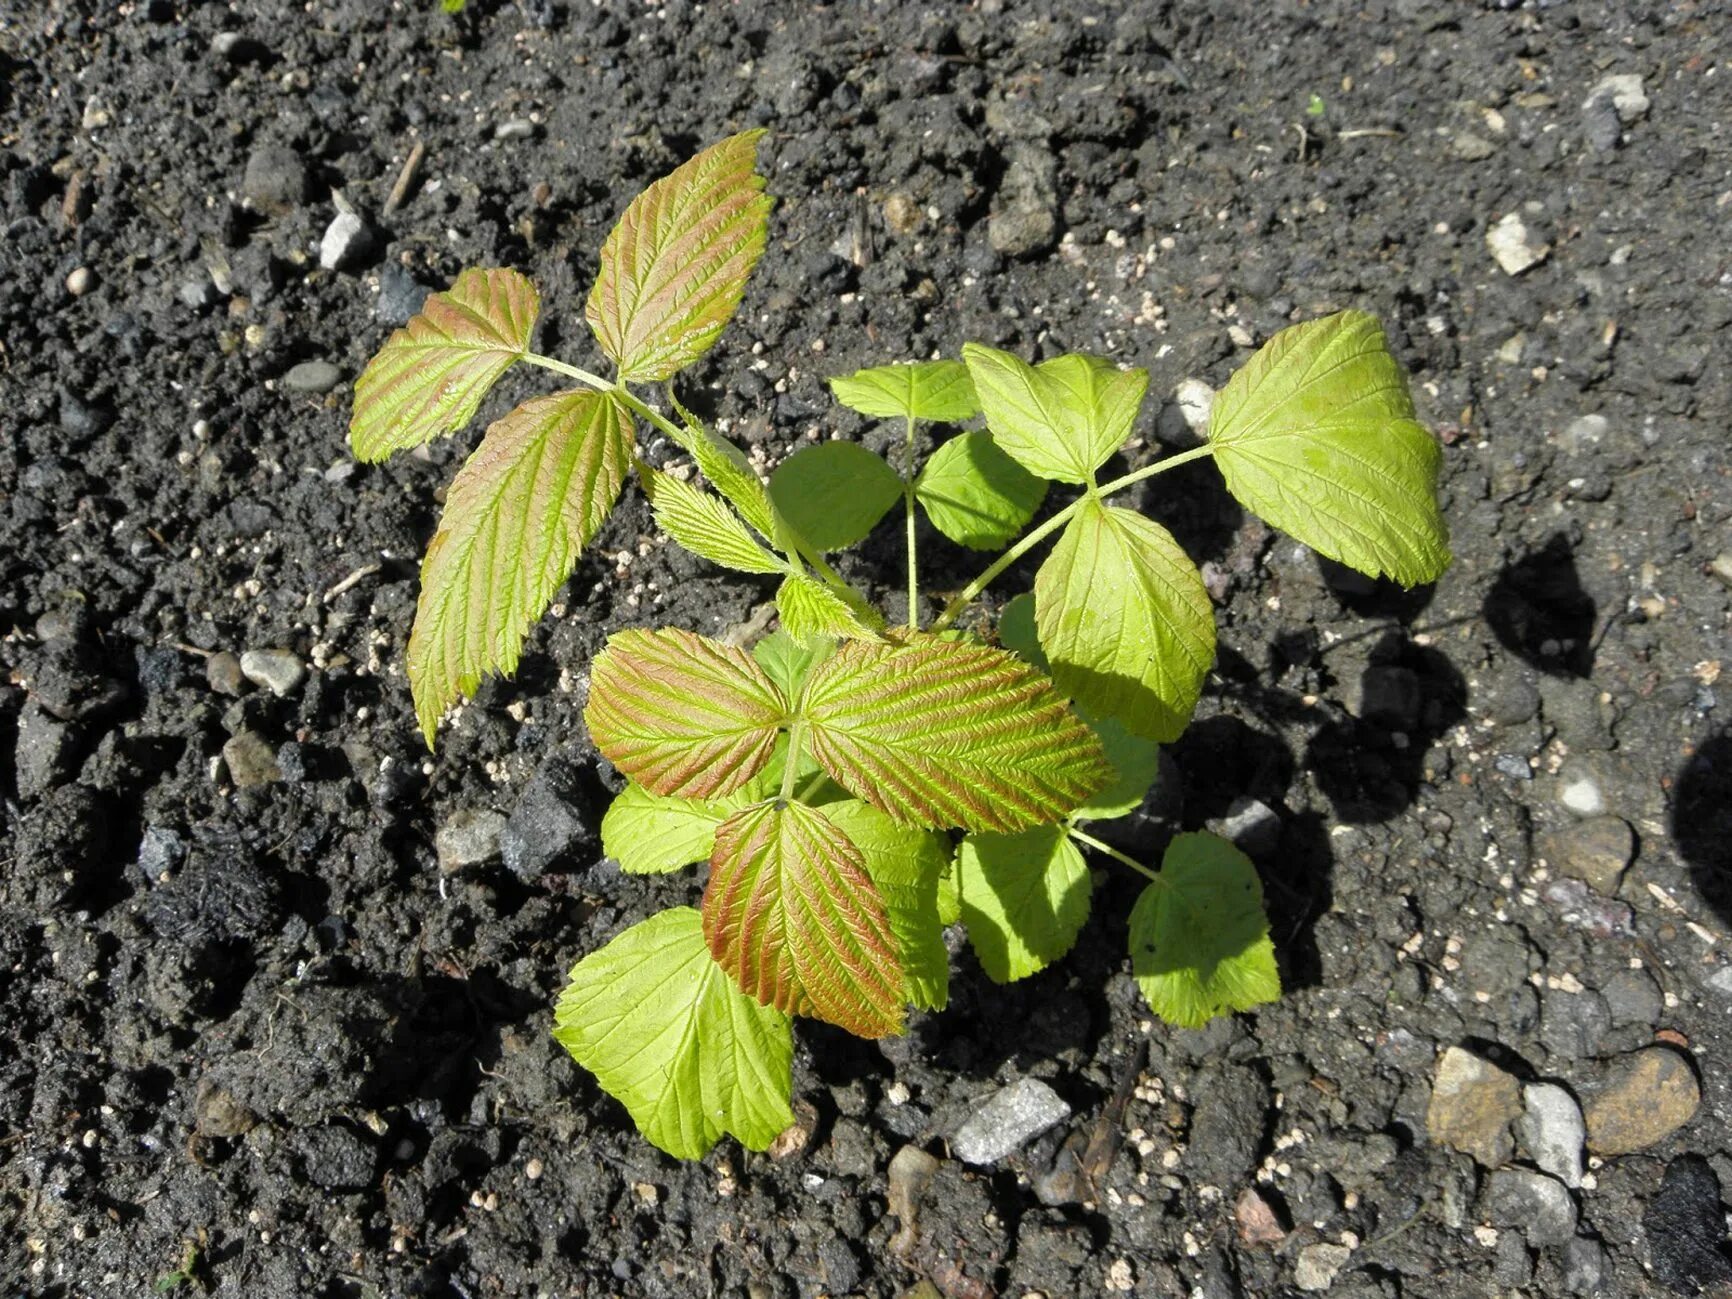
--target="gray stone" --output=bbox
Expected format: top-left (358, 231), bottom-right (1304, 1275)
top-left (494, 117), bottom-right (536, 141)
top-left (242, 145), bottom-right (309, 214)
top-left (1450, 132), bottom-right (1497, 161)
top-left (1294, 1242), bottom-right (1352, 1292)
top-left (1601, 967), bottom-right (1663, 1027)
top-left (1173, 379), bottom-right (1215, 435)
top-left (377, 263), bottom-right (430, 324)
top-left (1487, 211), bottom-right (1548, 276)
top-left (205, 651), bottom-right (245, 696)
top-left (211, 31), bottom-right (270, 64)
top-left (1519, 1082), bottom-right (1585, 1188)
top-left (1349, 665), bottom-right (1421, 731)
top-left (1210, 797), bottom-right (1281, 861)
top-left (1186, 1064), bottom-right (1271, 1189)
top-left (135, 825), bottom-right (187, 884)
top-left (988, 143), bottom-right (1059, 258)
top-left (223, 731), bottom-right (284, 787)
top-left (319, 211), bottom-right (374, 271)
top-left (1702, 964), bottom-right (1732, 1001)
top-left (1483, 1168), bottom-right (1577, 1246)
top-left (500, 767), bottom-right (597, 880)
top-left (1561, 413), bottom-right (1609, 454)
top-left (436, 809), bottom-right (508, 874)
top-left (283, 360), bottom-right (342, 395)
top-left (1541, 878), bottom-right (1635, 939)
top-left (1584, 1047), bottom-right (1700, 1156)
top-left (1540, 986), bottom-right (1612, 1059)
top-left (1494, 753), bottom-right (1534, 781)
top-left (1557, 759), bottom-right (1607, 816)
top-left (1538, 817), bottom-right (1632, 894)
top-left (240, 648), bottom-right (306, 697)
top-left (1427, 1046), bottom-right (1522, 1168)
top-left (1585, 73), bottom-right (1649, 124)
top-left (1562, 1236), bottom-right (1607, 1295)
top-left (180, 276), bottom-right (222, 310)
top-left (951, 1078), bottom-right (1070, 1165)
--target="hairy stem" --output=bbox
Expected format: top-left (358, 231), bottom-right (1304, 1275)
top-left (931, 443), bottom-right (1218, 633)
top-left (780, 722), bottom-right (807, 803)
top-left (1066, 825), bottom-right (1162, 884)
top-left (903, 414), bottom-right (919, 629)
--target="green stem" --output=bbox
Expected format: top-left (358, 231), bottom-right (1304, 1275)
top-left (903, 414), bottom-right (919, 629)
top-left (780, 721), bottom-right (807, 803)
top-left (931, 442), bottom-right (1218, 633)
top-left (1067, 825), bottom-right (1162, 884)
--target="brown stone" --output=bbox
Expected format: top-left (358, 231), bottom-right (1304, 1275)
top-left (1584, 1046), bottom-right (1700, 1155)
top-left (1539, 816), bottom-right (1634, 895)
top-left (1427, 1045), bottom-right (1522, 1167)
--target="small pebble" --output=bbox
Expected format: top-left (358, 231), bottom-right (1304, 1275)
top-left (1583, 1047), bottom-right (1700, 1155)
top-left (525, 1158), bottom-right (544, 1180)
top-left (436, 809), bottom-right (508, 874)
top-left (1482, 1168), bottom-right (1577, 1246)
top-left (65, 267), bottom-right (94, 296)
top-left (1427, 1045), bottom-right (1523, 1168)
top-left (1518, 1082), bottom-right (1585, 1188)
top-left (1486, 211), bottom-right (1549, 276)
top-left (240, 648), bottom-right (307, 697)
top-left (319, 211), bottom-right (374, 272)
top-left (205, 651), bottom-right (246, 696)
top-left (951, 1078), bottom-right (1070, 1165)
top-left (1538, 816), bottom-right (1633, 895)
top-left (283, 360), bottom-right (343, 395)
top-left (223, 731), bottom-right (284, 787)
top-left (1295, 1242), bottom-right (1353, 1292)
top-left (494, 118), bottom-right (536, 141)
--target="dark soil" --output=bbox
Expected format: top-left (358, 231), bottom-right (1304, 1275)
top-left (4, 2), bottom-right (1731, 1296)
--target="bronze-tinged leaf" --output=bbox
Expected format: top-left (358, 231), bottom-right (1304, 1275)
top-left (350, 268), bottom-right (539, 462)
top-left (584, 628), bottom-right (788, 799)
top-left (703, 801), bottom-right (904, 1038)
top-left (408, 389), bottom-right (631, 746)
top-left (800, 634), bottom-right (1110, 833)
top-left (585, 130), bottom-right (772, 383)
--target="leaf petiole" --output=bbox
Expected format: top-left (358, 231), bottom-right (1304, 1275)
top-left (1066, 824), bottom-right (1162, 884)
top-left (903, 413), bottom-right (920, 629)
top-left (931, 442), bottom-right (1217, 633)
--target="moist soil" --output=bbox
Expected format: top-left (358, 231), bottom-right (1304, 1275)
top-left (4, 2), bottom-right (1732, 1296)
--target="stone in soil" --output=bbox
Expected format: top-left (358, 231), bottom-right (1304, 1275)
top-left (1563, 1236), bottom-right (1608, 1295)
top-left (1486, 211), bottom-right (1548, 276)
top-left (436, 809), bottom-right (508, 874)
top-left (499, 764), bottom-right (598, 880)
top-left (1518, 1082), bottom-right (1585, 1188)
top-left (1538, 816), bottom-right (1633, 895)
top-left (1348, 664), bottom-right (1421, 731)
top-left (239, 648), bottom-right (306, 697)
top-left (1541, 877), bottom-right (1635, 939)
top-left (988, 142), bottom-right (1059, 258)
top-left (242, 144), bottom-right (309, 214)
top-left (14, 702), bottom-right (73, 801)
top-left (1427, 1045), bottom-right (1522, 1168)
top-left (377, 263), bottom-right (430, 323)
top-left (319, 210), bottom-right (374, 271)
top-left (950, 1078), bottom-right (1070, 1165)
top-left (283, 360), bottom-right (343, 395)
top-left (222, 731), bottom-right (283, 787)
top-left (1482, 1168), bottom-right (1577, 1246)
top-left (1643, 1153), bottom-right (1732, 1294)
top-left (1583, 1047), bottom-right (1700, 1156)
top-left (205, 650), bottom-right (245, 696)
top-left (1208, 796), bottom-right (1281, 861)
top-left (1294, 1242), bottom-right (1353, 1292)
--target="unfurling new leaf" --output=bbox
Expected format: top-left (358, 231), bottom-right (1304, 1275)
top-left (775, 572), bottom-right (885, 644)
top-left (703, 800), bottom-right (905, 1038)
top-left (552, 908), bottom-right (793, 1161)
top-left (1209, 311), bottom-right (1450, 587)
top-left (584, 628), bottom-right (787, 798)
top-left (408, 388), bottom-right (631, 746)
top-left (350, 268), bottom-right (539, 462)
top-left (586, 130), bottom-right (772, 383)
top-left (640, 464), bottom-right (785, 575)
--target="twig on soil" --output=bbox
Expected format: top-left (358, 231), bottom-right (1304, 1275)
top-left (168, 642), bottom-right (212, 659)
top-left (1338, 128), bottom-right (1403, 140)
top-left (323, 562), bottom-right (382, 603)
top-left (383, 141), bottom-right (427, 217)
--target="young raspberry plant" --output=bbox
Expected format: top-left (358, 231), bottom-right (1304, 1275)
top-left (350, 132), bottom-right (1451, 1160)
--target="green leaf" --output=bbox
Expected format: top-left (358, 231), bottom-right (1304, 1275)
top-left (995, 592), bottom-right (1047, 671)
top-left (768, 441), bottom-right (903, 552)
top-left (641, 464), bottom-right (785, 575)
top-left (955, 825), bottom-right (1091, 982)
top-left (703, 800), bottom-right (905, 1038)
top-left (1073, 717), bottom-right (1162, 821)
top-left (800, 633), bottom-right (1109, 833)
top-left (818, 799), bottom-right (953, 1011)
top-left (776, 572), bottom-right (885, 644)
top-left (584, 628), bottom-right (787, 799)
top-left (586, 130), bottom-right (772, 383)
top-left (350, 267), bottom-right (539, 462)
top-left (1129, 832), bottom-right (1280, 1028)
top-left (830, 361), bottom-right (981, 423)
top-left (408, 389), bottom-right (631, 746)
top-left (601, 781), bottom-right (761, 875)
top-left (915, 430), bottom-right (1048, 550)
top-left (1036, 499), bottom-right (1215, 743)
top-left (936, 857), bottom-right (961, 927)
top-left (552, 908), bottom-right (793, 1161)
top-left (752, 630), bottom-right (835, 699)
top-left (1208, 310), bottom-right (1451, 587)
top-left (668, 389), bottom-right (778, 539)
top-left (962, 345), bottom-right (1148, 485)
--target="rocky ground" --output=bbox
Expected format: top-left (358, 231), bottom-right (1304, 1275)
top-left (3, 1), bottom-right (1732, 1296)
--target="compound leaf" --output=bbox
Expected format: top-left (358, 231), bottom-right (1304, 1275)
top-left (703, 800), bottom-right (904, 1038)
top-left (1129, 832), bottom-right (1280, 1028)
top-left (800, 634), bottom-right (1109, 833)
top-left (768, 441), bottom-right (903, 552)
top-left (586, 130), bottom-right (771, 383)
top-left (776, 572), bottom-right (885, 644)
top-left (752, 630), bottom-right (834, 699)
top-left (1073, 717), bottom-right (1162, 821)
top-left (584, 628), bottom-right (787, 799)
top-left (668, 389), bottom-right (778, 538)
top-left (408, 388), bottom-right (631, 746)
top-left (830, 360), bottom-right (981, 423)
top-left (1209, 311), bottom-right (1450, 587)
top-left (1036, 499), bottom-right (1214, 742)
top-left (963, 345), bottom-right (1147, 484)
top-left (915, 430), bottom-right (1048, 550)
top-left (818, 798), bottom-right (953, 1011)
top-left (552, 907), bottom-right (793, 1161)
top-left (641, 464), bottom-right (785, 575)
top-left (350, 267), bottom-right (540, 462)
top-left (955, 825), bottom-right (1091, 983)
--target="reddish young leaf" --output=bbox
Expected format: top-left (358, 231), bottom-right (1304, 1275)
top-left (350, 268), bottom-right (539, 462)
top-left (800, 634), bottom-right (1109, 833)
top-left (584, 629), bottom-right (788, 799)
top-left (703, 800), bottom-right (904, 1038)
top-left (586, 130), bottom-right (772, 382)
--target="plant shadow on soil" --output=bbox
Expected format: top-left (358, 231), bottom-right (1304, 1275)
top-left (1483, 532), bottom-right (1599, 678)
top-left (1673, 729), bottom-right (1732, 930)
